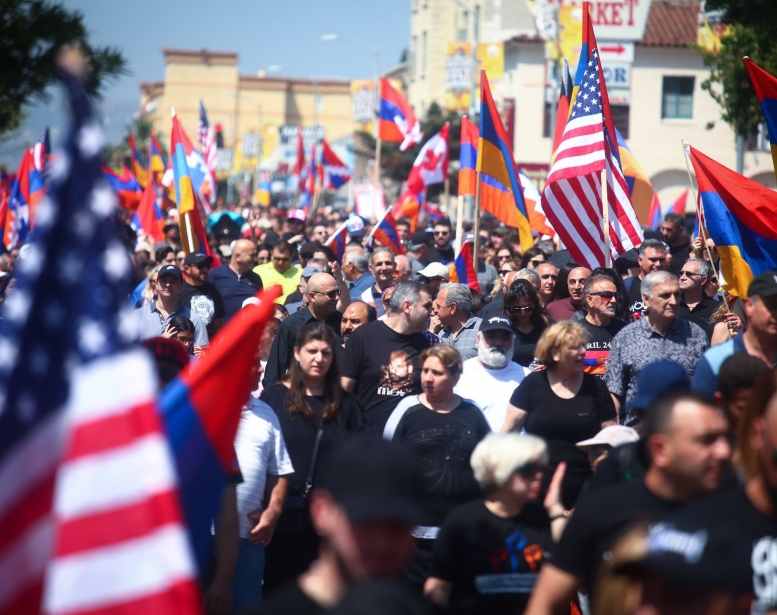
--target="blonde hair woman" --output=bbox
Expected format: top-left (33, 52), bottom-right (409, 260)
top-left (502, 321), bottom-right (617, 508)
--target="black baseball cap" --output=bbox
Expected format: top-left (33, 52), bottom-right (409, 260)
top-left (748, 270), bottom-right (777, 297)
top-left (408, 231), bottom-right (432, 249)
top-left (183, 252), bottom-right (213, 267)
top-left (298, 242), bottom-right (318, 258)
top-left (480, 315), bottom-right (514, 334)
top-left (327, 436), bottom-right (423, 525)
top-left (158, 264), bottom-right (183, 282)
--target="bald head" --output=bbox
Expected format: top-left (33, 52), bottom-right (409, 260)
top-left (231, 239), bottom-right (258, 274)
top-left (307, 272), bottom-right (339, 319)
top-left (504, 271), bottom-right (519, 289)
top-left (568, 267), bottom-right (592, 304)
top-left (307, 272), bottom-right (337, 294)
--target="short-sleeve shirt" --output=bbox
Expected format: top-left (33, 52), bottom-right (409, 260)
top-left (454, 358), bottom-right (527, 431)
top-left (383, 395), bottom-right (491, 528)
top-left (341, 320), bottom-right (431, 433)
top-left (432, 499), bottom-right (553, 615)
top-left (208, 264), bottom-right (263, 321)
top-left (179, 280), bottom-right (226, 338)
top-left (438, 316), bottom-right (482, 361)
top-left (626, 277), bottom-right (646, 319)
top-left (578, 318), bottom-right (627, 378)
top-left (234, 397), bottom-right (294, 538)
top-left (510, 371), bottom-right (615, 507)
top-left (512, 327), bottom-right (545, 368)
top-left (254, 262), bottom-right (302, 304)
top-left (604, 315), bottom-right (709, 426)
top-left (133, 300), bottom-right (209, 347)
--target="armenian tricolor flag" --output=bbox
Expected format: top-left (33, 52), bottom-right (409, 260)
top-left (102, 165), bottom-right (142, 210)
top-left (128, 132), bottom-right (148, 189)
top-left (744, 57), bottom-right (777, 185)
top-left (449, 240), bottom-right (481, 294)
top-left (477, 71), bottom-right (533, 251)
top-left (459, 116), bottom-right (478, 198)
top-left (149, 130), bottom-right (168, 177)
top-left (689, 144), bottom-right (777, 297)
top-left (171, 110), bottom-right (212, 256)
top-left (160, 287), bottom-right (280, 571)
top-left (325, 220), bottom-right (349, 262)
top-left (647, 192), bottom-right (663, 230)
top-left (371, 208), bottom-right (405, 255)
top-left (132, 179), bottom-right (165, 243)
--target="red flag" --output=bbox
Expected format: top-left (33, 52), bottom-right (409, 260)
top-left (134, 180), bottom-right (165, 242)
top-left (670, 188), bottom-right (689, 214)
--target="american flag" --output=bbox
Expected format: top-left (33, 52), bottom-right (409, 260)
top-left (0, 62), bottom-right (199, 614)
top-left (198, 101), bottom-right (217, 174)
top-left (542, 48), bottom-right (642, 268)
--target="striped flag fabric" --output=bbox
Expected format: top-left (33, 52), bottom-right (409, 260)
top-left (0, 60), bottom-right (199, 615)
top-left (541, 44), bottom-right (642, 268)
top-left (293, 127), bottom-right (305, 189)
top-left (370, 208), bottom-right (405, 255)
top-left (198, 101), bottom-right (218, 175)
top-left (320, 139), bottom-right (351, 190)
top-left (744, 57), bottom-right (777, 186)
top-left (459, 116), bottom-right (478, 198)
top-left (33, 127), bottom-right (51, 182)
top-left (449, 240), bottom-right (481, 294)
top-left (379, 78), bottom-right (423, 150)
top-left (325, 220), bottom-right (350, 261)
top-left (670, 188), bottom-right (689, 215)
top-left (4, 148), bottom-right (45, 249)
top-left (128, 132), bottom-right (148, 189)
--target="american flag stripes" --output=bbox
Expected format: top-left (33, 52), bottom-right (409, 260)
top-left (541, 48), bottom-right (642, 268)
top-left (0, 60), bottom-right (199, 615)
top-left (198, 101), bottom-right (217, 174)
top-left (33, 127), bottom-right (51, 182)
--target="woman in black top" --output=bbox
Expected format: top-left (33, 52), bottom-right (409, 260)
top-left (503, 321), bottom-right (616, 508)
top-left (503, 279), bottom-right (549, 367)
top-left (383, 345), bottom-right (491, 588)
top-left (426, 433), bottom-right (569, 615)
top-left (261, 323), bottom-right (362, 593)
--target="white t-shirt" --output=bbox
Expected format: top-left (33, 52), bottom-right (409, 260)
top-left (234, 398), bottom-right (294, 539)
top-left (454, 357), bottom-right (528, 431)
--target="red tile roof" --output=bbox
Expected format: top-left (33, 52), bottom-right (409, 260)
top-left (639, 0), bottom-right (700, 47)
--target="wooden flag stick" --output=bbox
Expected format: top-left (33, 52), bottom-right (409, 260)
top-left (472, 170), bottom-right (482, 262)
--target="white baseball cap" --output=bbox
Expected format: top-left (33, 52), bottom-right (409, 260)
top-left (576, 425), bottom-right (639, 450)
top-left (418, 262), bottom-right (450, 280)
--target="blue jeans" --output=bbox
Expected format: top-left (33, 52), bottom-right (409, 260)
top-left (232, 538), bottom-right (265, 612)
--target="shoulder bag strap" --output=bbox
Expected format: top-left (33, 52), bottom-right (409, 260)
top-left (302, 423), bottom-right (325, 499)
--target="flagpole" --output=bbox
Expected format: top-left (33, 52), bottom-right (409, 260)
top-left (366, 205), bottom-right (391, 245)
top-left (324, 219), bottom-right (349, 247)
top-left (601, 167), bottom-right (610, 268)
top-left (472, 169), bottom-right (482, 263)
top-left (681, 140), bottom-right (731, 319)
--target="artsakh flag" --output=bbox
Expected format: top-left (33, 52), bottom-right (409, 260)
top-left (4, 148), bottom-right (45, 248)
top-left (379, 78), bottom-right (423, 150)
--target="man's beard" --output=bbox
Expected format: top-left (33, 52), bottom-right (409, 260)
top-left (478, 344), bottom-right (510, 368)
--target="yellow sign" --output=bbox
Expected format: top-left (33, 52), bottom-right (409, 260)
top-left (445, 42), bottom-right (473, 112)
top-left (554, 3), bottom-right (583, 65)
top-left (350, 79), bottom-right (403, 134)
top-left (477, 43), bottom-right (504, 82)
top-left (698, 16), bottom-right (730, 54)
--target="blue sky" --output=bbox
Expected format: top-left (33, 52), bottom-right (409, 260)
top-left (0, 0), bottom-right (410, 166)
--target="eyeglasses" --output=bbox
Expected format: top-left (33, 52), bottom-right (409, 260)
top-left (589, 291), bottom-right (618, 300)
top-left (510, 305), bottom-right (534, 313)
top-left (313, 289), bottom-right (341, 299)
top-left (530, 259), bottom-right (544, 267)
top-left (679, 270), bottom-right (702, 278)
top-left (193, 263), bottom-right (211, 271)
top-left (174, 335), bottom-right (193, 346)
top-left (515, 462), bottom-right (546, 478)
top-left (434, 231), bottom-right (449, 236)
top-left (150, 278), bottom-right (158, 284)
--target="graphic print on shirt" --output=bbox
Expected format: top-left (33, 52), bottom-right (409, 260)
top-left (477, 530), bottom-right (548, 594)
top-left (190, 293), bottom-right (216, 324)
top-left (583, 346), bottom-right (610, 377)
top-left (752, 535), bottom-right (777, 611)
top-left (378, 350), bottom-right (415, 397)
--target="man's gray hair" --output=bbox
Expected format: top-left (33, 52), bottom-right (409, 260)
top-left (389, 280), bottom-right (425, 312)
top-left (440, 283), bottom-right (473, 313)
top-left (343, 250), bottom-right (369, 272)
top-left (685, 258), bottom-right (711, 280)
top-left (582, 274), bottom-right (616, 298)
top-left (370, 247), bottom-right (395, 265)
top-left (641, 270), bottom-right (678, 300)
top-left (639, 238), bottom-right (667, 257)
top-left (515, 268), bottom-right (540, 290)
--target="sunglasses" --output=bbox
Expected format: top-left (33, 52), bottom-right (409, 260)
top-left (515, 462), bottom-right (546, 478)
top-left (499, 269), bottom-right (513, 275)
top-left (174, 335), bottom-right (194, 346)
top-left (498, 254), bottom-right (512, 261)
top-left (510, 305), bottom-right (534, 313)
top-left (434, 231), bottom-right (449, 236)
top-left (421, 276), bottom-right (445, 283)
top-left (679, 270), bottom-right (702, 278)
top-left (313, 289), bottom-right (341, 299)
top-left (589, 291), bottom-right (618, 299)
top-left (530, 259), bottom-right (544, 267)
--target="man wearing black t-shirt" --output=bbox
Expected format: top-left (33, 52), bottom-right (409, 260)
top-left (625, 239), bottom-right (668, 319)
top-left (433, 219), bottom-right (456, 265)
top-left (341, 281), bottom-right (433, 433)
top-left (661, 211), bottom-right (692, 275)
top-left (180, 252), bottom-right (226, 338)
top-left (579, 275), bottom-right (627, 378)
top-left (525, 391), bottom-right (731, 615)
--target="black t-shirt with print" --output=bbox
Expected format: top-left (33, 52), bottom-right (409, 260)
top-left (388, 398), bottom-right (491, 527)
top-left (550, 480), bottom-right (682, 583)
top-left (341, 320), bottom-right (431, 433)
top-left (578, 318), bottom-right (628, 378)
top-left (179, 280), bottom-right (226, 337)
top-left (666, 485), bottom-right (777, 613)
top-left (626, 276), bottom-right (646, 319)
top-left (509, 371), bottom-right (616, 508)
top-left (432, 499), bottom-right (553, 615)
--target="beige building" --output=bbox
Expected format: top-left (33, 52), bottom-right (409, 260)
top-left (408, 0), bottom-right (774, 222)
top-left (139, 48), bottom-right (352, 171)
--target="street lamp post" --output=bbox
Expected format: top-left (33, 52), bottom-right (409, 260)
top-left (322, 34), bottom-right (381, 216)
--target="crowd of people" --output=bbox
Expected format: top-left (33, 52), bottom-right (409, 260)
top-left (14, 197), bottom-right (771, 615)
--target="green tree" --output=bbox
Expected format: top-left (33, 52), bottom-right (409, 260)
top-left (700, 0), bottom-right (777, 138)
top-left (1, 0), bottom-right (128, 136)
